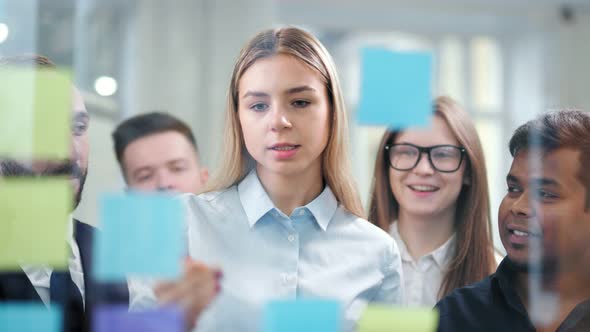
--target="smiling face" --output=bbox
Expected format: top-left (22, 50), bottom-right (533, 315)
top-left (389, 115), bottom-right (468, 221)
top-left (498, 148), bottom-right (590, 268)
top-left (237, 54), bottom-right (331, 180)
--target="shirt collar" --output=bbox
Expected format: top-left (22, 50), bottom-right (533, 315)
top-left (389, 222), bottom-right (413, 263)
top-left (304, 184), bottom-right (338, 231)
top-left (21, 215), bottom-right (75, 273)
top-left (431, 233), bottom-right (456, 267)
top-left (67, 215), bottom-right (74, 243)
top-left (237, 170), bottom-right (338, 231)
top-left (557, 298), bottom-right (590, 331)
top-left (493, 257), bottom-right (532, 322)
top-left (389, 221), bottom-right (456, 267)
top-left (238, 171), bottom-right (276, 228)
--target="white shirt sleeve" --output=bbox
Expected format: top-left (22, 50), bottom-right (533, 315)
top-left (128, 277), bottom-right (159, 310)
top-left (372, 238), bottom-right (404, 304)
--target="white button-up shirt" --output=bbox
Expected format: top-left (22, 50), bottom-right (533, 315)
top-left (131, 170), bottom-right (403, 331)
top-left (389, 222), bottom-right (455, 307)
top-left (21, 218), bottom-right (85, 307)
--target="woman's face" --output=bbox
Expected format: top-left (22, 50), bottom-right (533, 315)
top-left (388, 115), bottom-right (468, 221)
top-left (237, 54), bottom-right (331, 179)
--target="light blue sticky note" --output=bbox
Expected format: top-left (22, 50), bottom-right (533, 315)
top-left (0, 303), bottom-right (62, 332)
top-left (94, 192), bottom-right (183, 282)
top-left (357, 48), bottom-right (433, 129)
top-left (262, 299), bottom-right (341, 332)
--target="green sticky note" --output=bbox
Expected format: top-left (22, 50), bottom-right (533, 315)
top-left (0, 179), bottom-right (71, 269)
top-left (358, 305), bottom-right (439, 332)
top-left (0, 67), bottom-right (71, 159)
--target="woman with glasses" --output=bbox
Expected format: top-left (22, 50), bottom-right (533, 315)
top-left (368, 96), bottom-right (495, 307)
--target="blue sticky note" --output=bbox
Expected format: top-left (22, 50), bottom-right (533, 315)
top-left (94, 305), bottom-right (182, 332)
top-left (94, 192), bottom-right (183, 282)
top-left (0, 303), bottom-right (62, 332)
top-left (357, 48), bottom-right (433, 129)
top-left (262, 299), bottom-right (341, 332)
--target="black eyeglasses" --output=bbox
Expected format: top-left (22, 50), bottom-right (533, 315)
top-left (385, 143), bottom-right (466, 173)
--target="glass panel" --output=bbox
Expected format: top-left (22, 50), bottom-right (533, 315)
top-left (475, 118), bottom-right (505, 254)
top-left (470, 36), bottom-right (503, 112)
top-left (438, 36), bottom-right (466, 104)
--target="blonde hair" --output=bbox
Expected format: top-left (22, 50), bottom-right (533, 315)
top-left (207, 26), bottom-right (364, 218)
top-left (368, 96), bottom-right (495, 299)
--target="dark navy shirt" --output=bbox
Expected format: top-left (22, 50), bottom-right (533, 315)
top-left (436, 257), bottom-right (590, 332)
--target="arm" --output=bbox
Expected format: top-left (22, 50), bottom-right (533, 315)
top-left (128, 260), bottom-right (221, 331)
top-left (155, 260), bottom-right (221, 331)
top-left (372, 239), bottom-right (404, 305)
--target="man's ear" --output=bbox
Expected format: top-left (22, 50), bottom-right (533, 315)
top-left (200, 167), bottom-right (209, 185)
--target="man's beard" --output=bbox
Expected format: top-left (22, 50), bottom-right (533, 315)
top-left (0, 160), bottom-right (88, 209)
top-left (506, 255), bottom-right (560, 280)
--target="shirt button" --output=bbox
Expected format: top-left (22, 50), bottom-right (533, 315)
top-left (298, 210), bottom-right (305, 216)
top-left (288, 234), bottom-right (296, 242)
top-left (282, 274), bottom-right (296, 284)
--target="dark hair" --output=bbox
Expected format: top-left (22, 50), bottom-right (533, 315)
top-left (112, 112), bottom-right (199, 169)
top-left (509, 109), bottom-right (590, 210)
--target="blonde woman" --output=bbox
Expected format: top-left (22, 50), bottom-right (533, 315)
top-left (368, 97), bottom-right (495, 307)
top-left (132, 27), bottom-right (402, 331)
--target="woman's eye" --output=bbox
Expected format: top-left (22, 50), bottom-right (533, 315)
top-left (292, 100), bottom-right (310, 108)
top-left (397, 150), bottom-right (416, 157)
top-left (250, 103), bottom-right (268, 112)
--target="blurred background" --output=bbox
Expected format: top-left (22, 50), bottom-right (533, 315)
top-left (1, 0), bottom-right (589, 252)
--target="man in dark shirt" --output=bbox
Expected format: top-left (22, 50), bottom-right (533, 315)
top-left (436, 110), bottom-right (590, 332)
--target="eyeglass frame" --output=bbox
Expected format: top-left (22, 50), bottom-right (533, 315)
top-left (384, 143), bottom-right (467, 173)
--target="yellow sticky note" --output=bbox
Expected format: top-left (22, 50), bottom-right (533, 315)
top-left (0, 67), bottom-right (71, 159)
top-left (358, 305), bottom-right (439, 332)
top-left (0, 178), bottom-right (71, 269)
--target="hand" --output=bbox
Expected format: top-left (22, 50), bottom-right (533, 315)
top-left (154, 259), bottom-right (222, 330)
